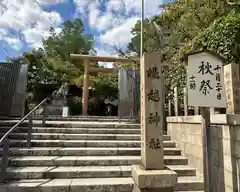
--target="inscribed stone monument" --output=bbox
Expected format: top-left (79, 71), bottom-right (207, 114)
top-left (132, 53), bottom-right (177, 192)
top-left (140, 53), bottom-right (164, 169)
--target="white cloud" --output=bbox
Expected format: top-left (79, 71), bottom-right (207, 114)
top-left (36, 0), bottom-right (65, 5)
top-left (0, 0), bottom-right (63, 50)
top-left (95, 47), bottom-right (118, 68)
top-left (74, 0), bottom-right (162, 56)
top-left (23, 28), bottom-right (50, 48)
top-left (106, 0), bottom-right (124, 12)
top-left (0, 28), bottom-right (7, 36)
top-left (88, 2), bottom-right (100, 27)
top-left (99, 17), bottom-right (139, 46)
top-left (73, 0), bottom-right (97, 15)
top-left (5, 37), bottom-right (22, 51)
top-left (0, 0), bottom-right (163, 55)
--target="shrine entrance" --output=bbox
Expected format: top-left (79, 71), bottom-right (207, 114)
top-left (70, 54), bottom-right (140, 117)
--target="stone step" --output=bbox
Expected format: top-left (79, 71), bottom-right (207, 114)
top-left (2, 155), bottom-right (188, 166)
top-left (0, 127), bottom-right (141, 134)
top-left (5, 165), bottom-right (197, 179)
top-left (166, 165), bottom-right (196, 176)
top-left (0, 147), bottom-right (181, 156)
top-left (0, 133), bottom-right (171, 141)
top-left (6, 166), bottom-right (128, 179)
top-left (175, 176), bottom-right (204, 191)
top-left (0, 178), bottom-right (133, 192)
top-left (43, 122), bottom-right (140, 129)
top-left (0, 177), bottom-right (204, 192)
top-left (0, 121), bottom-right (140, 128)
top-left (32, 116), bottom-right (137, 122)
top-left (7, 140), bottom-right (176, 148)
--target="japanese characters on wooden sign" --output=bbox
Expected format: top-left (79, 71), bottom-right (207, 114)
top-left (140, 53), bottom-right (164, 170)
top-left (224, 63), bottom-right (240, 114)
top-left (187, 51), bottom-right (227, 108)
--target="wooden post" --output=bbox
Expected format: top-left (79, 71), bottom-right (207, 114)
top-left (168, 93), bottom-right (172, 116)
top-left (210, 108), bottom-right (216, 114)
top-left (194, 106), bottom-right (199, 115)
top-left (132, 52), bottom-right (177, 192)
top-left (200, 107), bottom-right (211, 192)
top-left (168, 99), bottom-right (172, 116)
top-left (184, 87), bottom-right (188, 116)
top-left (82, 59), bottom-right (90, 115)
top-left (174, 87), bottom-right (179, 116)
top-left (224, 63), bottom-right (240, 114)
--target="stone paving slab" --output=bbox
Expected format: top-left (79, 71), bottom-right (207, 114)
top-left (0, 133), bottom-right (170, 141)
top-left (0, 133), bottom-right (145, 140)
top-left (166, 165), bottom-right (196, 176)
top-left (1, 155), bottom-right (188, 166)
top-left (0, 120), bottom-right (140, 127)
top-left (8, 140), bottom-right (176, 148)
top-left (6, 166), bottom-right (126, 179)
top-left (5, 165), bottom-right (197, 179)
top-left (176, 176), bottom-right (204, 191)
top-left (0, 177), bottom-right (204, 192)
top-left (0, 127), bottom-right (141, 134)
top-left (0, 178), bottom-right (133, 192)
top-left (0, 147), bottom-right (181, 156)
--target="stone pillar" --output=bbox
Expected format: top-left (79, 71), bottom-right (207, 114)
top-left (82, 59), bottom-right (89, 115)
top-left (132, 53), bottom-right (177, 192)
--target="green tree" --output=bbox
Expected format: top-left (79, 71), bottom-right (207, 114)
top-left (42, 19), bottom-right (95, 85)
top-left (9, 18), bottom-right (121, 115)
top-left (127, 0), bottom-right (234, 107)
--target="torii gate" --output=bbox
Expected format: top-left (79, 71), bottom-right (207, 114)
top-left (70, 54), bottom-right (140, 115)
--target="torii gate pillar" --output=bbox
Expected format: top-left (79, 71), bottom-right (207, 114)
top-left (82, 59), bottom-right (90, 115)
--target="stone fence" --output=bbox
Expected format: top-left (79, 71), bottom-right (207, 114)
top-left (167, 114), bottom-right (240, 192)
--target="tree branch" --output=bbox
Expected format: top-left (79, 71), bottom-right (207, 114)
top-left (113, 44), bottom-right (137, 65)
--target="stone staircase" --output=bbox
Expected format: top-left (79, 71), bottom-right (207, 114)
top-left (0, 118), bottom-right (204, 192)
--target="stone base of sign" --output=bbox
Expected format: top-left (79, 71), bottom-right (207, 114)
top-left (133, 185), bottom-right (174, 192)
top-left (131, 165), bottom-right (177, 192)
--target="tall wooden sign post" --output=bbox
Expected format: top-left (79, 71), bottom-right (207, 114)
top-left (131, 53), bottom-right (177, 192)
top-left (224, 63), bottom-right (240, 114)
top-left (186, 50), bottom-right (226, 192)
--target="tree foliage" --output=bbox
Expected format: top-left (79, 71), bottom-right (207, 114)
top-left (127, 0), bottom-right (237, 107)
top-left (8, 18), bottom-right (118, 114)
top-left (42, 19), bottom-right (95, 84)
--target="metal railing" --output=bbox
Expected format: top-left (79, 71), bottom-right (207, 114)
top-left (0, 98), bottom-right (49, 183)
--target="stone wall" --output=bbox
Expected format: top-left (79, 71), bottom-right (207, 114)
top-left (167, 116), bottom-right (204, 179)
top-left (167, 114), bottom-right (240, 192)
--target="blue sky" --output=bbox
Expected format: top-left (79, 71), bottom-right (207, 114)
top-left (0, 0), bottom-right (170, 65)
